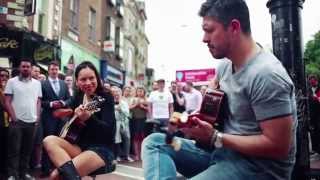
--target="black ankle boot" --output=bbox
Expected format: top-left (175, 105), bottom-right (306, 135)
top-left (57, 161), bottom-right (81, 180)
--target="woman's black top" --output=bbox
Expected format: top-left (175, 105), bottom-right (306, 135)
top-left (71, 91), bottom-right (116, 148)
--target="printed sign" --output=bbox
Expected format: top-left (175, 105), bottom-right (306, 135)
top-left (176, 69), bottom-right (215, 84)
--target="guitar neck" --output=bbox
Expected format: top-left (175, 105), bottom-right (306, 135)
top-left (68, 115), bottom-right (78, 124)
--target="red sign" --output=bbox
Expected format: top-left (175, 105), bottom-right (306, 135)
top-left (176, 69), bottom-right (215, 83)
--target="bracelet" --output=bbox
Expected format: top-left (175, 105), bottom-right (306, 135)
top-left (210, 129), bottom-right (219, 148)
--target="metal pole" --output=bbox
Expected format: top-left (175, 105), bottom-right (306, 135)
top-left (267, 0), bottom-right (309, 179)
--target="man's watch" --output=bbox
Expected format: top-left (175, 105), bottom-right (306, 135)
top-left (214, 132), bottom-right (223, 148)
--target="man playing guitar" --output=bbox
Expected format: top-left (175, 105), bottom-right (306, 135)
top-left (141, 0), bottom-right (297, 180)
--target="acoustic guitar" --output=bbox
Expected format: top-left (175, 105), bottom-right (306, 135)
top-left (58, 96), bottom-right (105, 144)
top-left (166, 89), bottom-right (227, 151)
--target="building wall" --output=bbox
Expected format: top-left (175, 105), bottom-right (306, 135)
top-left (100, 0), bottom-right (124, 70)
top-left (123, 0), bottom-right (149, 86)
top-left (0, 0), bottom-right (28, 28)
top-left (61, 0), bottom-right (101, 56)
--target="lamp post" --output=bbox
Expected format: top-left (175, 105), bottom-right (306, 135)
top-left (267, 0), bottom-right (309, 179)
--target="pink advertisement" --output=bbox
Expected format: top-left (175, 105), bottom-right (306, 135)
top-left (176, 69), bottom-right (215, 84)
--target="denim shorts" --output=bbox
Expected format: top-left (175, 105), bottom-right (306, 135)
top-left (82, 145), bottom-right (116, 175)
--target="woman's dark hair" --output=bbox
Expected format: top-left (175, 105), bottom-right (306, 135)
top-left (74, 61), bottom-right (105, 96)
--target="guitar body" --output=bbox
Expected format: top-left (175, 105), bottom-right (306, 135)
top-left (166, 89), bottom-right (227, 150)
top-left (56, 96), bottom-right (106, 144)
top-left (60, 116), bottom-right (86, 144)
top-left (169, 89), bottom-right (226, 129)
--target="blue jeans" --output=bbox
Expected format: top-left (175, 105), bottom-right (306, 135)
top-left (142, 133), bottom-right (277, 180)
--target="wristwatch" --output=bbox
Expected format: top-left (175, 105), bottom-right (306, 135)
top-left (214, 132), bottom-right (223, 148)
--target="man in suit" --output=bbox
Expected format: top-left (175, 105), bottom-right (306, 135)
top-left (40, 61), bottom-right (71, 176)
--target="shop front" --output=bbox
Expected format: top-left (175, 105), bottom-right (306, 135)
top-left (60, 38), bottom-right (100, 75)
top-left (100, 60), bottom-right (125, 87)
top-left (0, 27), bottom-right (60, 71)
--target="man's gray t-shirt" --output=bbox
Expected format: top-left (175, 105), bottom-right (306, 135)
top-left (217, 50), bottom-right (297, 179)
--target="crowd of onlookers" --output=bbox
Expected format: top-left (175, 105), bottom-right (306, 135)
top-left (0, 61), bottom-right (211, 180)
top-left (2, 60), bottom-right (320, 179)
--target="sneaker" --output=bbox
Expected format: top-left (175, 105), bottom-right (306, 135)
top-left (20, 173), bottom-right (35, 180)
top-left (7, 176), bottom-right (17, 180)
top-left (116, 156), bottom-right (122, 162)
top-left (126, 156), bottom-right (135, 162)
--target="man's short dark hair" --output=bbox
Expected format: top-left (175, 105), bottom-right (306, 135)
top-left (20, 58), bottom-right (32, 65)
top-left (199, 0), bottom-right (251, 35)
top-left (309, 75), bottom-right (318, 81)
top-left (0, 67), bottom-right (9, 74)
top-left (186, 81), bottom-right (193, 86)
top-left (157, 79), bottom-right (165, 83)
top-left (48, 61), bottom-right (60, 69)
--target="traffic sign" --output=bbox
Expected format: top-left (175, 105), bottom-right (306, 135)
top-left (0, 6), bottom-right (8, 14)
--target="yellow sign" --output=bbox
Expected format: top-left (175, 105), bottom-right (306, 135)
top-left (34, 46), bottom-right (53, 61)
top-left (0, 38), bottom-right (19, 49)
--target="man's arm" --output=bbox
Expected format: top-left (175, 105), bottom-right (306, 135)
top-left (169, 103), bottom-right (174, 117)
top-left (36, 97), bottom-right (41, 123)
top-left (183, 115), bottom-right (293, 160)
top-left (148, 102), bottom-right (153, 119)
top-left (4, 95), bottom-right (16, 122)
top-left (195, 91), bottom-right (203, 112)
top-left (222, 115), bottom-right (293, 159)
top-left (61, 82), bottom-right (73, 107)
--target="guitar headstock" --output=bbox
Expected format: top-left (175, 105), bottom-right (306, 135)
top-left (84, 96), bottom-right (106, 112)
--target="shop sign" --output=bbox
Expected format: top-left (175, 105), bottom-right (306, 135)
top-left (176, 68), bottom-right (215, 83)
top-left (0, 38), bottom-right (19, 49)
top-left (107, 65), bottom-right (123, 85)
top-left (103, 40), bottom-right (115, 52)
top-left (34, 45), bottom-right (53, 61)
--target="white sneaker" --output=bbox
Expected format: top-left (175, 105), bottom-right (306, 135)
top-left (21, 174), bottom-right (35, 180)
top-left (127, 156), bottom-right (135, 162)
top-left (116, 156), bottom-right (122, 162)
top-left (7, 176), bottom-right (17, 180)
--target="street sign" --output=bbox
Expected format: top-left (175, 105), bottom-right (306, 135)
top-left (0, 6), bottom-right (8, 14)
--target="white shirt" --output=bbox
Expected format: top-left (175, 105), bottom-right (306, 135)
top-left (4, 76), bottom-right (42, 123)
top-left (148, 90), bottom-right (173, 119)
top-left (183, 88), bottom-right (203, 113)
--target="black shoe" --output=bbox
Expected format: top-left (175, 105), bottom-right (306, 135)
top-left (58, 161), bottom-right (81, 180)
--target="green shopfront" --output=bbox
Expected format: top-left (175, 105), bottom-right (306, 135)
top-left (60, 38), bottom-right (100, 75)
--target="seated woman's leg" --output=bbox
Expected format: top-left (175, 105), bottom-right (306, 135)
top-left (142, 133), bottom-right (212, 180)
top-left (72, 151), bottom-right (105, 176)
top-left (43, 135), bottom-right (82, 167)
top-left (43, 135), bottom-right (82, 180)
top-left (48, 150), bottom-right (108, 180)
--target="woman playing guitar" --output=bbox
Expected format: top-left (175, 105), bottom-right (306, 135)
top-left (43, 61), bottom-right (116, 180)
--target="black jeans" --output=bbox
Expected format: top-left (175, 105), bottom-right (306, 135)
top-left (7, 120), bottom-right (35, 177)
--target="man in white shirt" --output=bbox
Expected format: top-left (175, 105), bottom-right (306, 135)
top-left (183, 81), bottom-right (203, 114)
top-left (148, 79), bottom-right (174, 132)
top-left (5, 59), bottom-right (42, 180)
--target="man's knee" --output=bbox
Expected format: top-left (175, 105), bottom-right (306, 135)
top-left (142, 133), bottom-right (165, 153)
